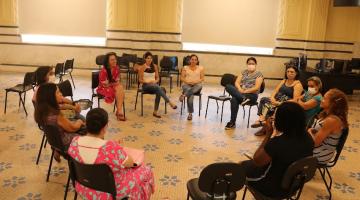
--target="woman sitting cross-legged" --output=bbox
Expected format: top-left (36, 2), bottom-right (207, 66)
top-left (138, 51), bottom-right (177, 118)
top-left (179, 54), bottom-right (205, 120)
top-left (242, 102), bottom-right (314, 198)
top-left (97, 52), bottom-right (126, 121)
top-left (68, 108), bottom-right (155, 200)
top-left (225, 57), bottom-right (263, 130)
top-left (34, 83), bottom-right (85, 162)
top-left (308, 88), bottom-right (348, 164)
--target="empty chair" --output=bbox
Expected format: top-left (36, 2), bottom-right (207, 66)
top-left (54, 63), bottom-right (65, 83)
top-left (205, 74), bottom-right (237, 122)
top-left (159, 56), bottom-right (176, 93)
top-left (4, 72), bottom-right (35, 116)
top-left (63, 59), bottom-right (76, 88)
top-left (58, 80), bottom-right (73, 101)
top-left (186, 162), bottom-right (246, 200)
top-left (242, 156), bottom-right (317, 200)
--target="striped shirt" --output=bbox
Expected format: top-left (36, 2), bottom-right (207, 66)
top-left (312, 118), bottom-right (342, 164)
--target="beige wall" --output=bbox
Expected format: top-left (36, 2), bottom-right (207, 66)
top-left (18, 0), bottom-right (106, 37)
top-left (182, 0), bottom-right (279, 47)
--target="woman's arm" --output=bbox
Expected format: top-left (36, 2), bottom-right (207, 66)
top-left (138, 65), bottom-right (145, 84)
top-left (298, 97), bottom-right (319, 110)
top-left (180, 67), bottom-right (187, 84)
top-left (122, 155), bottom-right (135, 168)
top-left (199, 66), bottom-right (205, 83)
top-left (308, 116), bottom-right (340, 147)
top-left (244, 77), bottom-right (263, 94)
top-left (57, 114), bottom-right (83, 133)
top-left (234, 76), bottom-right (244, 92)
top-left (270, 80), bottom-right (285, 104)
top-left (253, 132), bottom-right (272, 166)
top-left (292, 81), bottom-right (303, 100)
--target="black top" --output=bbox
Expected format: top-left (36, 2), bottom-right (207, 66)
top-left (249, 133), bottom-right (314, 197)
top-left (275, 82), bottom-right (294, 101)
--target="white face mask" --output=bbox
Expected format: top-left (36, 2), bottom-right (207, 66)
top-left (247, 64), bottom-right (256, 72)
top-left (48, 75), bottom-right (56, 83)
top-left (308, 87), bottom-right (317, 95)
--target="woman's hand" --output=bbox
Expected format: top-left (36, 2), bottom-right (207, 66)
top-left (74, 104), bottom-right (81, 113)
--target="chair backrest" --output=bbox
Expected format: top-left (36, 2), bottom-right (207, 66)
top-left (96, 55), bottom-right (105, 66)
top-left (281, 156), bottom-right (317, 196)
top-left (220, 74), bottom-right (237, 87)
top-left (23, 72), bottom-right (35, 89)
top-left (328, 127), bottom-right (349, 167)
top-left (57, 80), bottom-right (73, 98)
top-left (91, 71), bottom-right (100, 90)
top-left (164, 56), bottom-right (178, 71)
top-left (198, 162), bottom-right (246, 197)
top-left (43, 124), bottom-right (67, 155)
top-left (55, 63), bottom-right (64, 77)
top-left (64, 59), bottom-right (74, 72)
top-left (117, 56), bottom-right (130, 69)
top-left (183, 55), bottom-right (191, 67)
top-left (68, 158), bottom-right (117, 199)
top-left (122, 53), bottom-right (137, 63)
top-left (259, 80), bottom-right (265, 93)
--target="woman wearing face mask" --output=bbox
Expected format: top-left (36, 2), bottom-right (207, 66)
top-left (138, 52), bottom-right (177, 118)
top-left (295, 76), bottom-right (323, 124)
top-left (32, 66), bottom-right (81, 114)
top-left (225, 57), bottom-right (263, 130)
top-left (180, 54), bottom-right (205, 120)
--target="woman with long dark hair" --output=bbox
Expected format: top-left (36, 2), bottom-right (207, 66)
top-left (138, 52), bottom-right (177, 118)
top-left (97, 52), bottom-right (126, 121)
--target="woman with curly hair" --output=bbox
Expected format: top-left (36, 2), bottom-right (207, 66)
top-left (308, 88), bottom-right (349, 164)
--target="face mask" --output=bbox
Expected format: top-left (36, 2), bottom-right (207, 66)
top-left (48, 75), bottom-right (56, 83)
top-left (308, 87), bottom-right (317, 95)
top-left (247, 64), bottom-right (256, 71)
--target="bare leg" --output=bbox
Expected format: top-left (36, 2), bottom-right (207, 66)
top-left (114, 84), bottom-right (125, 117)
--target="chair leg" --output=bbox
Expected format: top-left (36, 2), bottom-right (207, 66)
top-left (36, 133), bottom-right (46, 165)
top-left (216, 100), bottom-right (219, 114)
top-left (4, 91), bottom-right (8, 114)
top-left (64, 173), bottom-right (71, 200)
top-left (74, 192), bottom-right (77, 200)
top-left (247, 106), bottom-right (252, 128)
top-left (205, 97), bottom-right (210, 118)
top-left (242, 186), bottom-right (248, 200)
top-left (221, 101), bottom-right (225, 123)
top-left (180, 100), bottom-right (183, 115)
top-left (46, 150), bottom-right (55, 182)
top-left (69, 72), bottom-right (76, 89)
top-left (19, 92), bottom-right (28, 116)
top-left (123, 101), bottom-right (126, 118)
top-left (242, 106), bottom-right (245, 119)
top-left (318, 168), bottom-right (332, 200)
top-left (170, 77), bottom-right (173, 93)
top-left (198, 95), bottom-right (201, 117)
top-left (141, 93), bottom-right (144, 116)
top-left (165, 101), bottom-right (167, 114)
top-left (98, 97), bottom-right (100, 108)
top-left (187, 192), bottom-right (190, 200)
top-left (135, 92), bottom-right (139, 110)
top-left (44, 138), bottom-right (48, 148)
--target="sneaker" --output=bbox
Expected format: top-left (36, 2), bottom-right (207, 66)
top-left (225, 122), bottom-right (236, 130)
top-left (241, 98), bottom-right (251, 106)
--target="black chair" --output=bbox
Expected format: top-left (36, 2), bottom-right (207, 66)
top-left (90, 71), bottom-right (125, 116)
top-left (4, 72), bottom-right (35, 116)
top-left (181, 91), bottom-right (202, 116)
top-left (159, 56), bottom-right (179, 93)
top-left (58, 80), bottom-right (74, 101)
top-left (123, 53), bottom-right (138, 88)
top-left (96, 55), bottom-right (105, 70)
top-left (205, 74), bottom-right (237, 122)
top-left (317, 128), bottom-right (349, 200)
top-left (68, 158), bottom-right (128, 200)
top-left (42, 124), bottom-right (71, 199)
top-left (117, 56), bottom-right (132, 90)
top-left (242, 156), bottom-right (317, 200)
top-left (241, 80), bottom-right (265, 128)
top-left (63, 59), bottom-right (76, 89)
top-left (54, 63), bottom-right (64, 83)
top-left (187, 162), bottom-right (246, 200)
top-left (134, 82), bottom-right (167, 116)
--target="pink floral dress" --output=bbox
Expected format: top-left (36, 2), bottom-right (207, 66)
top-left (68, 136), bottom-right (155, 200)
top-left (96, 67), bottom-right (120, 103)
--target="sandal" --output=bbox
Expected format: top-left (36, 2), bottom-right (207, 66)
top-left (251, 120), bottom-right (265, 128)
top-left (187, 113), bottom-right (192, 121)
top-left (153, 112), bottom-right (162, 118)
top-left (116, 111), bottom-right (126, 121)
top-left (170, 102), bottom-right (177, 109)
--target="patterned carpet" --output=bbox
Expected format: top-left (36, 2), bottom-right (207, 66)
top-left (0, 71), bottom-right (359, 200)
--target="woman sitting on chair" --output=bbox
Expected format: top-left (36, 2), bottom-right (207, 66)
top-left (308, 88), bottom-right (348, 164)
top-left (68, 108), bottom-right (155, 200)
top-left (97, 52), bottom-right (126, 121)
top-left (32, 66), bottom-right (81, 113)
top-left (242, 102), bottom-right (314, 198)
top-left (251, 65), bottom-right (303, 128)
top-left (180, 54), bottom-right (205, 120)
top-left (138, 52), bottom-right (177, 118)
top-left (34, 83), bottom-right (84, 161)
top-left (225, 57), bottom-right (263, 130)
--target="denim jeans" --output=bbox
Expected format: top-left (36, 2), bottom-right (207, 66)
top-left (225, 84), bottom-right (258, 123)
top-left (142, 83), bottom-right (169, 111)
top-left (182, 83), bottom-right (202, 113)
